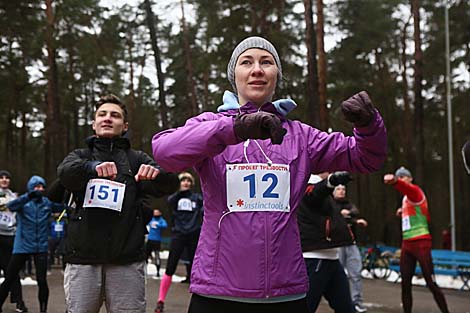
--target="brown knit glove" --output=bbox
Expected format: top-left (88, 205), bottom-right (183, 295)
top-left (341, 91), bottom-right (376, 127)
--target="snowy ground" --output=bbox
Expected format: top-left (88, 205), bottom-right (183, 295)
top-left (361, 268), bottom-right (468, 290)
top-left (2, 250), bottom-right (467, 291)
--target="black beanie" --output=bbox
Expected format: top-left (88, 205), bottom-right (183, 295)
top-left (0, 170), bottom-right (11, 179)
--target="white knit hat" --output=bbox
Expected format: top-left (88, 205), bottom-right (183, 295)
top-left (227, 36), bottom-right (283, 92)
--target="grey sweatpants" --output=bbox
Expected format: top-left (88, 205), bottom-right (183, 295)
top-left (64, 261), bottom-right (146, 313)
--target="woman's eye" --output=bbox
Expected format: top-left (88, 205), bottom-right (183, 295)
top-left (240, 60), bottom-right (251, 65)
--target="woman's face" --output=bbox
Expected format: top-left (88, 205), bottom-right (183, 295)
top-left (234, 48), bottom-right (278, 107)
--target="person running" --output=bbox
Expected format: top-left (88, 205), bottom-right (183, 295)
top-left (57, 94), bottom-right (179, 313)
top-left (0, 170), bottom-right (27, 312)
top-left (297, 172), bottom-right (355, 313)
top-left (155, 172), bottom-right (203, 313)
top-left (146, 208), bottom-right (168, 277)
top-left (383, 166), bottom-right (449, 313)
top-left (333, 184), bottom-right (368, 312)
top-left (152, 36), bottom-right (387, 313)
top-left (0, 175), bottom-right (63, 313)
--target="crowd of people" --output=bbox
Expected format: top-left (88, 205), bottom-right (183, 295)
top-left (0, 35), bottom-right (466, 313)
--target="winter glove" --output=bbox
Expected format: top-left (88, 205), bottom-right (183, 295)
top-left (234, 112), bottom-right (287, 145)
top-left (328, 171), bottom-right (353, 187)
top-left (28, 190), bottom-right (43, 199)
top-left (341, 91), bottom-right (376, 127)
top-left (0, 193), bottom-right (7, 210)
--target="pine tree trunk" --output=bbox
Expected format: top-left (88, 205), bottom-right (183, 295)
top-left (181, 0), bottom-right (198, 116)
top-left (401, 16), bottom-right (414, 165)
top-left (411, 0), bottom-right (424, 183)
top-left (144, 0), bottom-right (168, 129)
top-left (45, 0), bottom-right (63, 181)
top-left (315, 0), bottom-right (329, 130)
top-left (303, 0), bottom-right (320, 127)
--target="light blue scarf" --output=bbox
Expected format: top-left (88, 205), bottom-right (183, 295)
top-left (217, 90), bottom-right (297, 117)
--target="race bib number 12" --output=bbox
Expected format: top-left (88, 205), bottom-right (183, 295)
top-left (83, 179), bottom-right (126, 212)
top-left (226, 163), bottom-right (290, 212)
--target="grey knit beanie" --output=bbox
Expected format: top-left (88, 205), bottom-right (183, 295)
top-left (0, 170), bottom-right (11, 179)
top-left (227, 36), bottom-right (283, 92)
top-left (395, 166), bottom-right (412, 178)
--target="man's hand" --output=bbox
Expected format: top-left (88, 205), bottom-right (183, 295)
top-left (356, 218), bottom-right (368, 227)
top-left (28, 190), bottom-right (43, 199)
top-left (383, 174), bottom-right (397, 185)
top-left (135, 164), bottom-right (160, 182)
top-left (341, 91), bottom-right (375, 127)
top-left (95, 162), bottom-right (118, 180)
top-left (234, 112), bottom-right (287, 145)
top-left (341, 209), bottom-right (351, 218)
top-left (396, 208), bottom-right (402, 217)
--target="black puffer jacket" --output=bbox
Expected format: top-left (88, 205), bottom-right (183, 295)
top-left (297, 179), bottom-right (355, 252)
top-left (57, 136), bottom-right (179, 264)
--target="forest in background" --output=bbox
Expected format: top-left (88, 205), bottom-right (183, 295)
top-left (1, 0), bottom-right (469, 249)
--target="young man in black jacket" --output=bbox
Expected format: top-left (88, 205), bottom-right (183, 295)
top-left (297, 172), bottom-right (355, 313)
top-left (57, 94), bottom-right (179, 313)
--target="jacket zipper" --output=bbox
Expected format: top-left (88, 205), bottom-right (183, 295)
top-left (264, 214), bottom-right (270, 298)
top-left (347, 225), bottom-right (356, 244)
top-left (325, 217), bottom-right (331, 242)
top-left (36, 203), bottom-right (39, 252)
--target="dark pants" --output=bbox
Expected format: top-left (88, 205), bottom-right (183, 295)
top-left (400, 239), bottom-right (449, 313)
top-left (0, 253), bottom-right (49, 309)
top-left (305, 258), bottom-right (354, 313)
top-left (48, 237), bottom-right (65, 270)
top-left (188, 293), bottom-right (309, 313)
top-left (165, 231), bottom-right (199, 276)
top-left (146, 240), bottom-right (162, 274)
top-left (0, 235), bottom-right (23, 304)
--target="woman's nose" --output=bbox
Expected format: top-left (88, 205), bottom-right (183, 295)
top-left (251, 62), bottom-right (263, 74)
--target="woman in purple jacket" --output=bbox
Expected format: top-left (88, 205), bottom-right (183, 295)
top-left (152, 36), bottom-right (387, 313)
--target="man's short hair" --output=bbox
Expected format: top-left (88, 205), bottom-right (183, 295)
top-left (95, 94), bottom-right (128, 122)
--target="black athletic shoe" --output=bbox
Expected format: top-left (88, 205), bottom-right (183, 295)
top-left (15, 301), bottom-right (28, 313)
top-left (155, 301), bottom-right (164, 313)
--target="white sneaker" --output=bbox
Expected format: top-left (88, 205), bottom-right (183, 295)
top-left (354, 303), bottom-right (367, 313)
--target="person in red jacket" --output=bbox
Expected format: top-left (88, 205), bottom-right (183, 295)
top-left (383, 167), bottom-right (449, 313)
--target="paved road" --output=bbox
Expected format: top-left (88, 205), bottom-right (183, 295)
top-left (3, 264), bottom-right (469, 313)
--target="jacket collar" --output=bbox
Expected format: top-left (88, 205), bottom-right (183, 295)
top-left (217, 90), bottom-right (296, 118)
top-left (86, 135), bottom-right (131, 150)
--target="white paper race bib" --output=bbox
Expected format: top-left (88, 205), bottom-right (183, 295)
top-left (0, 212), bottom-right (14, 227)
top-left (177, 198), bottom-right (194, 211)
top-left (226, 163), bottom-right (290, 212)
top-left (83, 179), bottom-right (126, 212)
top-left (402, 216), bottom-right (411, 231)
top-left (54, 223), bottom-right (64, 232)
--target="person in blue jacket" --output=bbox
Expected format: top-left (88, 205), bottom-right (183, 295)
top-left (0, 175), bottom-right (63, 313)
top-left (146, 208), bottom-right (168, 277)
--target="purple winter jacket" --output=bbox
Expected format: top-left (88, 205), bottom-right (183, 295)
top-left (152, 101), bottom-right (387, 299)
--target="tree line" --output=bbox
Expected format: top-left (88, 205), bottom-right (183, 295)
top-left (1, 0), bottom-right (469, 249)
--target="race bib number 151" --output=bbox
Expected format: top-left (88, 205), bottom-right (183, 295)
top-left (83, 179), bottom-right (126, 212)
